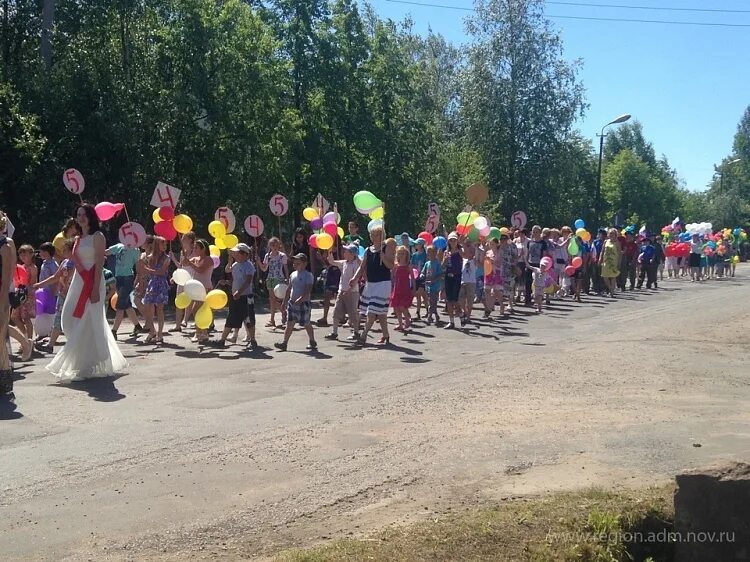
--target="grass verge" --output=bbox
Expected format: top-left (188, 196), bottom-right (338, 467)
top-left (276, 485), bottom-right (675, 562)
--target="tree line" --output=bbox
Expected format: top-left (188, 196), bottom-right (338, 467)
top-left (1, 0), bottom-right (743, 244)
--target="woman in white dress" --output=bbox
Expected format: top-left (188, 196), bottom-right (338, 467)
top-left (47, 204), bottom-right (127, 382)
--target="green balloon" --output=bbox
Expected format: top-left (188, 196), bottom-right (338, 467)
top-left (353, 191), bottom-right (381, 211)
top-left (568, 238), bottom-right (579, 255)
top-left (457, 212), bottom-right (470, 225)
top-left (468, 226), bottom-right (481, 242)
top-left (488, 227), bottom-right (501, 241)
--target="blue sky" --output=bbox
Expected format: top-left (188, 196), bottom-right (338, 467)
top-left (365, 0), bottom-right (750, 191)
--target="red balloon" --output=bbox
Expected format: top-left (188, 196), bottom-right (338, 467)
top-left (571, 256), bottom-right (583, 269)
top-left (323, 222), bottom-right (338, 238)
top-left (14, 264), bottom-right (29, 286)
top-left (417, 231), bottom-right (434, 245)
top-left (154, 220), bottom-right (178, 241)
top-left (308, 234), bottom-right (319, 249)
top-left (455, 224), bottom-right (469, 236)
top-left (158, 206), bottom-right (175, 221)
top-left (564, 265), bottom-right (576, 277)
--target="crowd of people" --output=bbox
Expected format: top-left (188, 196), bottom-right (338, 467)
top-left (0, 204), bottom-right (744, 393)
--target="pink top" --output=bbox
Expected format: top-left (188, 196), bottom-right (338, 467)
top-left (390, 265), bottom-right (413, 308)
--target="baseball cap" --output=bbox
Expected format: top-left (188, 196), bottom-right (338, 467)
top-left (230, 243), bottom-right (251, 254)
top-left (293, 252), bottom-right (308, 262)
top-left (342, 244), bottom-right (358, 253)
top-left (447, 231), bottom-right (458, 240)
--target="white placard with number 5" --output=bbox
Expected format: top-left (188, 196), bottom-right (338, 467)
top-left (63, 168), bottom-right (85, 195)
top-left (119, 222), bottom-right (147, 249)
top-left (215, 207), bottom-right (236, 233)
top-left (269, 194), bottom-right (289, 217)
top-left (511, 210), bottom-right (527, 229)
top-left (244, 215), bottom-right (264, 238)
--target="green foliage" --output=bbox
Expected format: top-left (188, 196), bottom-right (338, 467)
top-left (0, 0), bottom-right (714, 244)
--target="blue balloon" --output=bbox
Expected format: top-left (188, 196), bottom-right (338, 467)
top-left (574, 218), bottom-right (585, 230)
top-left (733, 228), bottom-right (741, 236)
top-left (433, 236), bottom-right (447, 250)
top-left (357, 245), bottom-right (366, 258)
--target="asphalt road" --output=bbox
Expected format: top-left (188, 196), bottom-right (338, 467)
top-left (2, 270), bottom-right (750, 561)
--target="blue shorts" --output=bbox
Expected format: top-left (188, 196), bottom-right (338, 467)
top-left (287, 301), bottom-right (311, 326)
top-left (115, 276), bottom-right (135, 310)
top-left (54, 296), bottom-right (65, 331)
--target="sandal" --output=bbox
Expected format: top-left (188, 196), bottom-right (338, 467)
top-left (377, 336), bottom-right (389, 345)
top-left (265, 321), bottom-right (276, 328)
top-left (144, 334), bottom-right (157, 344)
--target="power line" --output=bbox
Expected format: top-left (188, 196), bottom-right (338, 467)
top-left (547, 1), bottom-right (750, 15)
top-left (384, 0), bottom-right (750, 27)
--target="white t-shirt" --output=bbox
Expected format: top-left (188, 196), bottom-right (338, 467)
top-left (461, 258), bottom-right (476, 285)
top-left (331, 258), bottom-right (361, 293)
top-left (515, 239), bottom-right (528, 263)
top-left (690, 241), bottom-right (702, 254)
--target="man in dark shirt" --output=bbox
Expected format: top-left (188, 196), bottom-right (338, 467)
top-left (618, 231), bottom-right (638, 291)
top-left (636, 236), bottom-right (657, 289)
top-left (591, 229), bottom-right (606, 294)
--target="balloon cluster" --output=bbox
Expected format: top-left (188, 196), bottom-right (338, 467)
top-left (153, 206), bottom-right (194, 240)
top-left (664, 242), bottom-right (690, 258)
top-left (302, 207), bottom-right (343, 251)
top-left (171, 269), bottom-right (228, 330)
top-left (573, 218), bottom-right (592, 243)
top-left (353, 191), bottom-right (385, 233)
top-left (684, 222), bottom-right (713, 237)
top-left (207, 221), bottom-right (239, 252)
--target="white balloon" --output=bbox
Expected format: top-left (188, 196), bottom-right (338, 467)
top-left (273, 283), bottom-right (288, 300)
top-left (184, 279), bottom-right (207, 302)
top-left (34, 313), bottom-right (54, 338)
top-left (473, 216), bottom-right (488, 231)
top-left (172, 268), bottom-right (192, 287)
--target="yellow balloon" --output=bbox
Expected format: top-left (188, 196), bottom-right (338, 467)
top-left (369, 207), bottom-right (384, 220)
top-left (337, 226), bottom-right (345, 239)
top-left (205, 289), bottom-right (228, 310)
top-left (317, 232), bottom-right (334, 250)
top-left (175, 292), bottom-right (192, 310)
top-left (194, 302), bottom-right (213, 330)
top-left (208, 220), bottom-right (226, 239)
top-left (153, 208), bottom-right (163, 224)
top-left (223, 234), bottom-right (239, 248)
top-left (499, 227), bottom-right (509, 235)
top-left (303, 207), bottom-right (319, 221)
top-left (209, 244), bottom-right (220, 257)
top-left (53, 232), bottom-right (66, 254)
top-left (173, 214), bottom-right (193, 234)
top-left (469, 211), bottom-right (479, 224)
top-left (581, 231), bottom-right (592, 242)
top-left (215, 237), bottom-right (227, 250)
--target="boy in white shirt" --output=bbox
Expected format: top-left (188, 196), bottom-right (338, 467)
top-left (324, 244), bottom-right (361, 341)
top-left (459, 242), bottom-right (477, 326)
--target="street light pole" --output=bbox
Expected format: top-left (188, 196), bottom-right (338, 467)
top-left (595, 113), bottom-right (631, 227)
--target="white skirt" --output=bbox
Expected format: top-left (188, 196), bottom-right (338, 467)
top-left (359, 281), bottom-right (390, 316)
top-left (47, 270), bottom-right (127, 382)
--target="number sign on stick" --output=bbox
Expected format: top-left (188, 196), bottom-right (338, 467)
top-left (311, 193), bottom-right (330, 215)
top-left (150, 181), bottom-right (182, 209)
top-left (63, 169), bottom-right (85, 195)
top-left (119, 222), bottom-right (147, 249)
top-left (244, 215), bottom-right (264, 238)
top-left (424, 202), bottom-right (440, 233)
top-left (269, 194), bottom-right (289, 217)
top-left (510, 210), bottom-right (527, 229)
top-left (215, 207), bottom-right (236, 232)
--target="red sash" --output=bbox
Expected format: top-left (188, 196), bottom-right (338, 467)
top-left (72, 237), bottom-right (96, 319)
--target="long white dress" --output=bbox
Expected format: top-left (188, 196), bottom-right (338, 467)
top-left (47, 235), bottom-right (127, 381)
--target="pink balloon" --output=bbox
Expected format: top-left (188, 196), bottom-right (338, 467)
top-left (308, 234), bottom-right (319, 249)
top-left (572, 256), bottom-right (583, 269)
top-left (323, 211), bottom-right (337, 224)
top-left (211, 256), bottom-right (220, 269)
top-left (565, 265), bottom-right (576, 276)
top-left (95, 201), bottom-right (123, 222)
top-left (154, 220), bottom-right (178, 241)
top-left (323, 222), bottom-right (338, 238)
top-left (158, 206), bottom-right (175, 221)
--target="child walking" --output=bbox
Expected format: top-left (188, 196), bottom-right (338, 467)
top-left (256, 237), bottom-right (288, 329)
top-left (213, 243), bottom-right (257, 349)
top-left (324, 244), bottom-right (361, 341)
top-left (317, 251), bottom-right (341, 327)
top-left (13, 244), bottom-right (38, 340)
top-left (390, 246), bottom-right (415, 332)
top-left (33, 239), bottom-right (74, 354)
top-left (142, 236), bottom-right (170, 344)
top-left (410, 240), bottom-right (427, 319)
top-left (275, 253), bottom-right (316, 352)
top-left (421, 246), bottom-right (444, 325)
